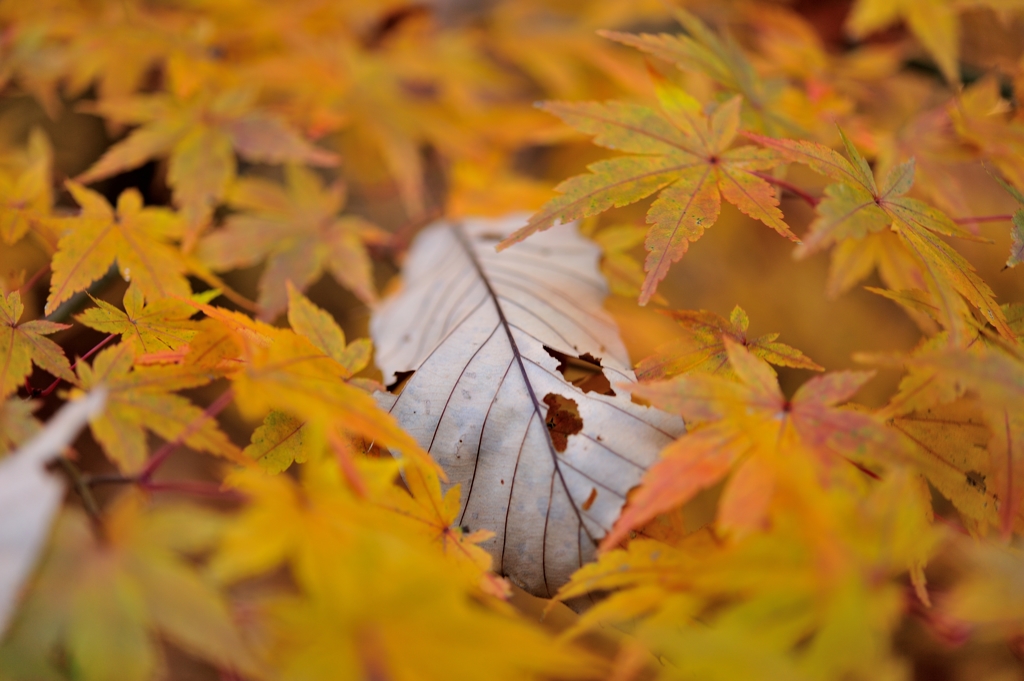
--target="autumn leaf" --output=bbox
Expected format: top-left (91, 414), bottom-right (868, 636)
top-left (559, 471), bottom-right (941, 681)
top-left (0, 398), bottom-right (39, 456)
top-left (636, 305), bottom-right (822, 381)
top-left (506, 86), bottom-right (794, 304)
top-left (598, 9), bottom-right (807, 136)
top-left (748, 130), bottom-right (1012, 344)
top-left (905, 346), bottom-right (1024, 536)
top-left (0, 390), bottom-right (105, 638)
top-left (0, 129), bottom-right (53, 245)
top-left (185, 294), bottom-right (437, 477)
top-left (373, 216), bottom-right (684, 597)
top-left (75, 284), bottom-right (214, 355)
top-left (605, 338), bottom-right (903, 546)
top-left (47, 182), bottom-right (191, 315)
top-left (1, 492), bottom-right (260, 681)
top-left (846, 0), bottom-right (960, 83)
top-left (0, 289), bottom-right (73, 398)
top-left (211, 462), bottom-right (601, 681)
top-left (889, 398), bottom-right (1002, 533)
top-left (197, 166), bottom-right (384, 320)
top-left (74, 343), bottom-right (239, 473)
top-left (75, 73), bottom-right (338, 239)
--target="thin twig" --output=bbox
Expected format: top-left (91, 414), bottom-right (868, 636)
top-left (56, 456), bottom-right (104, 529)
top-left (39, 333), bottom-right (118, 397)
top-left (18, 263), bottom-right (50, 296)
top-left (137, 387), bottom-right (235, 482)
top-left (952, 214), bottom-right (1013, 224)
top-left (142, 480), bottom-right (245, 501)
top-left (750, 171), bottom-right (820, 207)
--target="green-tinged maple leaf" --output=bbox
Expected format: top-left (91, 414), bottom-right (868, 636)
top-left (748, 130), bottom-right (1012, 343)
top-left (0, 290), bottom-right (73, 398)
top-left (74, 343), bottom-right (239, 472)
top-left (75, 80), bottom-right (338, 240)
top-left (197, 166), bottom-right (384, 320)
top-left (47, 183), bottom-right (190, 315)
top-left (989, 174), bottom-right (1024, 269)
top-left (505, 87), bottom-right (794, 304)
top-left (0, 129), bottom-right (53, 245)
top-left (0, 492), bottom-right (261, 681)
top-left (636, 305), bottom-right (822, 380)
top-left (846, 0), bottom-right (960, 83)
top-left (606, 338), bottom-right (904, 546)
top-left (75, 284), bottom-right (214, 355)
top-left (0, 397), bottom-right (40, 456)
top-left (561, 471), bottom-right (941, 681)
top-left (210, 460), bottom-right (599, 681)
top-left (599, 9), bottom-right (806, 137)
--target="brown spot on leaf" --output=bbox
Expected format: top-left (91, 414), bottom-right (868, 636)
top-left (966, 470), bottom-right (987, 492)
top-left (386, 369), bottom-right (415, 394)
top-left (543, 346), bottom-right (615, 396)
top-left (543, 393), bottom-right (583, 452)
top-left (581, 487), bottom-right (598, 511)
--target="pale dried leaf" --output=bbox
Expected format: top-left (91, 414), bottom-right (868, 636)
top-left (372, 216), bottom-right (684, 597)
top-left (0, 389), bottom-right (106, 637)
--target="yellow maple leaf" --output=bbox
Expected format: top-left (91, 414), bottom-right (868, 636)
top-left (846, 0), bottom-right (961, 84)
top-left (197, 167), bottom-right (384, 320)
top-left (47, 182), bottom-right (190, 315)
top-left (0, 289), bottom-right (73, 398)
top-left (75, 343), bottom-right (239, 473)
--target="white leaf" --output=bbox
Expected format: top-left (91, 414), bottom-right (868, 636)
top-left (0, 389), bottom-right (106, 637)
top-left (372, 215), bottom-right (684, 597)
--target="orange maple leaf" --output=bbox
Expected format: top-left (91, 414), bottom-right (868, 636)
top-left (604, 338), bottom-right (901, 547)
top-left (504, 84), bottom-right (795, 304)
top-left (75, 284), bottom-right (211, 355)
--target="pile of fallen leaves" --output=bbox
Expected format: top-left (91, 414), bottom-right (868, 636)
top-left (2, 1), bottom-right (1024, 679)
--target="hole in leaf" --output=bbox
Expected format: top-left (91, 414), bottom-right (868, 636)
top-left (581, 487), bottom-right (598, 511)
top-left (386, 370), bottom-right (415, 394)
top-left (542, 346), bottom-right (615, 396)
top-left (542, 393), bottom-right (583, 453)
top-left (965, 470), bottom-right (986, 492)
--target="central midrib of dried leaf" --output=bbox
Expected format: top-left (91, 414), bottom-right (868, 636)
top-left (450, 225), bottom-right (599, 567)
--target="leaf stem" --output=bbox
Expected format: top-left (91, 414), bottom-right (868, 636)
top-left (18, 263), bottom-right (50, 296)
top-left (952, 214), bottom-right (1014, 224)
top-left (56, 456), bottom-right (104, 532)
top-left (39, 333), bottom-right (118, 397)
top-left (750, 171), bottom-right (820, 208)
top-left (137, 387), bottom-right (235, 483)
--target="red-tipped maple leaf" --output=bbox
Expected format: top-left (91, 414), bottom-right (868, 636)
top-left (605, 338), bottom-right (903, 546)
